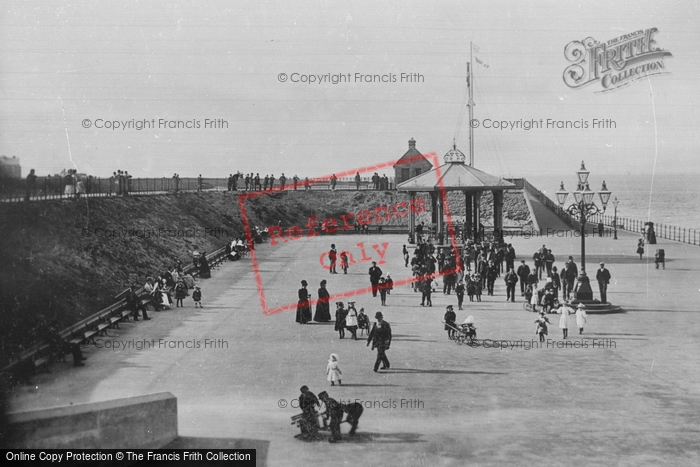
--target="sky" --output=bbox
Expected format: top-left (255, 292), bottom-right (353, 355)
top-left (1, 0), bottom-right (699, 179)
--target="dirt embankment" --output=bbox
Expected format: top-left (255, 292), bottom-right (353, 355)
top-left (0, 190), bottom-right (531, 356)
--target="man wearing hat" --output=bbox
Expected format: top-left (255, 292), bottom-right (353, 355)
top-left (368, 261), bottom-right (383, 297)
top-left (595, 262), bottom-right (611, 303)
top-left (516, 260), bottom-right (530, 295)
top-left (367, 312), bottom-right (392, 372)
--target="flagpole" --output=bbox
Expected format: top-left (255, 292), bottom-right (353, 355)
top-left (468, 42), bottom-right (474, 167)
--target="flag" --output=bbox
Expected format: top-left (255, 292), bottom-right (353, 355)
top-left (475, 56), bottom-right (489, 68)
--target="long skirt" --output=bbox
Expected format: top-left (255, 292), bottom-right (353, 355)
top-left (296, 301), bottom-right (312, 324)
top-left (314, 301), bottom-right (332, 322)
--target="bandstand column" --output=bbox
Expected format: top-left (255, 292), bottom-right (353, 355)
top-left (437, 193), bottom-right (444, 244)
top-left (408, 192), bottom-right (416, 243)
top-left (430, 192), bottom-right (438, 237)
top-left (493, 190), bottom-right (504, 242)
top-left (464, 191), bottom-right (472, 242)
top-left (473, 191), bottom-right (481, 241)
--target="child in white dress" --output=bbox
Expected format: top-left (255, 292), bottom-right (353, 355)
top-left (326, 353), bottom-right (342, 386)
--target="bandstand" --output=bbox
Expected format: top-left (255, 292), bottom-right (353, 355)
top-left (397, 144), bottom-right (515, 245)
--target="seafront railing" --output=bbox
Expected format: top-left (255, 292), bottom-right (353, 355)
top-left (591, 212), bottom-right (700, 246)
top-left (0, 175), bottom-right (397, 202)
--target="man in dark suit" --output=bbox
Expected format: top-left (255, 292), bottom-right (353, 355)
top-left (516, 260), bottom-right (530, 295)
top-left (595, 262), bottom-right (611, 303)
top-left (564, 256), bottom-right (578, 299)
top-left (368, 262), bottom-right (383, 296)
top-left (367, 312), bottom-right (391, 372)
top-left (504, 267), bottom-right (518, 302)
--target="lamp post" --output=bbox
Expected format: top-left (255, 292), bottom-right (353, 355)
top-left (556, 161), bottom-right (612, 301)
top-left (612, 197), bottom-right (619, 240)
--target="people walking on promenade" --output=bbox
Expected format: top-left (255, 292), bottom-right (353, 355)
top-left (596, 262), bottom-right (611, 303)
top-left (369, 262), bottom-right (383, 297)
top-left (551, 266), bottom-right (561, 300)
top-left (562, 256), bottom-right (578, 300)
top-left (314, 280), bottom-right (332, 322)
top-left (636, 239), bottom-right (645, 259)
top-left (504, 267), bottom-right (518, 302)
top-left (355, 172), bottom-right (361, 190)
top-left (296, 280), bottom-right (312, 324)
top-left (326, 353), bottom-right (342, 386)
top-left (403, 245), bottom-right (410, 267)
top-left (517, 260), bottom-right (530, 295)
top-left (367, 312), bottom-right (391, 372)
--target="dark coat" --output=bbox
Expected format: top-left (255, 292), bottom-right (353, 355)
top-left (367, 320), bottom-right (392, 349)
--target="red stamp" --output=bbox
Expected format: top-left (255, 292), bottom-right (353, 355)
top-left (238, 152), bottom-right (460, 315)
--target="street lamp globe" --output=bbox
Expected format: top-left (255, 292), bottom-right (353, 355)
top-left (556, 182), bottom-right (568, 206)
top-left (599, 181), bottom-right (612, 210)
top-left (582, 182), bottom-right (595, 205)
top-left (577, 161), bottom-right (590, 185)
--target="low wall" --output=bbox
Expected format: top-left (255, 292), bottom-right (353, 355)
top-left (5, 392), bottom-right (177, 449)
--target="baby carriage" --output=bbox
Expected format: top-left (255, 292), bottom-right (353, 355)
top-left (444, 317), bottom-right (478, 346)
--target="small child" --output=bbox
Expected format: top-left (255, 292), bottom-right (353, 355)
top-left (174, 280), bottom-right (188, 307)
top-left (379, 277), bottom-right (388, 306)
top-left (444, 305), bottom-right (457, 340)
top-left (460, 316), bottom-right (477, 342)
top-left (192, 286), bottom-right (202, 308)
top-left (535, 310), bottom-right (551, 342)
top-left (326, 353), bottom-right (342, 386)
top-left (473, 274), bottom-right (482, 302)
top-left (340, 251), bottom-right (349, 274)
top-left (385, 275), bottom-right (393, 295)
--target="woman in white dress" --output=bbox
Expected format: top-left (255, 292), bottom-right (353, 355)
top-left (326, 354), bottom-right (342, 386)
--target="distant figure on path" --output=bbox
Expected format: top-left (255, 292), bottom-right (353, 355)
top-left (636, 239), bottom-right (645, 259)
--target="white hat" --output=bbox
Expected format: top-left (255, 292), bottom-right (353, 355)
top-left (329, 353), bottom-right (338, 360)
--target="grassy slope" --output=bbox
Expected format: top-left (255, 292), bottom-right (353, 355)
top-left (0, 190), bottom-right (531, 356)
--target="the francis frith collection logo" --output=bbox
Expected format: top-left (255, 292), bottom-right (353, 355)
top-left (563, 28), bottom-right (672, 92)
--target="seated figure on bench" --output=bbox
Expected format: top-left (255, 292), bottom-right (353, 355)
top-left (126, 286), bottom-right (150, 320)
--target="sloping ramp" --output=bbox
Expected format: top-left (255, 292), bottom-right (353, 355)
top-left (523, 191), bottom-right (572, 233)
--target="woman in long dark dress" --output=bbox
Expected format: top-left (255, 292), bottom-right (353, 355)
top-left (199, 251), bottom-right (211, 279)
top-left (296, 280), bottom-right (312, 324)
top-left (314, 280), bottom-right (332, 322)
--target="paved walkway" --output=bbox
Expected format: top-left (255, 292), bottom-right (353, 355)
top-left (8, 230), bottom-right (700, 466)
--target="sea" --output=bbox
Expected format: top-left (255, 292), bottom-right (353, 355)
top-left (522, 172), bottom-right (700, 231)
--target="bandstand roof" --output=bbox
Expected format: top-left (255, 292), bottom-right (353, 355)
top-left (396, 145), bottom-right (516, 192)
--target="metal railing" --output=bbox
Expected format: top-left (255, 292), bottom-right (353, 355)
top-left (0, 175), bottom-right (397, 202)
top-left (591, 213), bottom-right (699, 246)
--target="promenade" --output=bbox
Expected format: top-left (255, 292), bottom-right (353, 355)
top-left (8, 228), bottom-right (700, 466)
